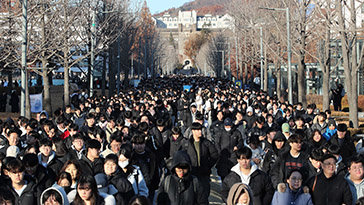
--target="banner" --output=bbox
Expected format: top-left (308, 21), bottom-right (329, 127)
top-left (235, 80), bottom-right (242, 89)
top-left (30, 93), bottom-right (43, 113)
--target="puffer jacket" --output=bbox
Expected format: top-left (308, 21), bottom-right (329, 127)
top-left (157, 150), bottom-right (207, 205)
top-left (271, 184), bottom-right (313, 205)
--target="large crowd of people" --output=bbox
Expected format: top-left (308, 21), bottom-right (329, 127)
top-left (0, 75), bottom-right (362, 205)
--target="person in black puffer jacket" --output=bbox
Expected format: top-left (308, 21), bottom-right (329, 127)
top-left (157, 150), bottom-right (207, 205)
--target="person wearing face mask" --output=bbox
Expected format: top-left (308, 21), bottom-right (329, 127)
top-left (226, 183), bottom-right (253, 205)
top-left (118, 143), bottom-right (149, 197)
top-left (215, 118), bottom-right (243, 181)
top-left (103, 154), bottom-right (134, 205)
top-left (271, 169), bottom-right (313, 205)
top-left (157, 150), bottom-right (206, 205)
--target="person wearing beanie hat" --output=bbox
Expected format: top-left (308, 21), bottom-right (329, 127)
top-left (328, 123), bottom-right (355, 165)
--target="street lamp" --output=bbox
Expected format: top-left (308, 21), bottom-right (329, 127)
top-left (259, 7), bottom-right (292, 104)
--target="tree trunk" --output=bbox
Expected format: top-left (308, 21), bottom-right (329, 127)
top-left (64, 50), bottom-right (70, 106)
top-left (297, 54), bottom-right (306, 107)
top-left (276, 61), bottom-right (281, 99)
top-left (322, 30), bottom-right (331, 112)
top-left (101, 53), bottom-right (106, 96)
top-left (338, 0), bottom-right (359, 128)
top-left (43, 70), bottom-right (52, 115)
top-left (108, 46), bottom-right (116, 97)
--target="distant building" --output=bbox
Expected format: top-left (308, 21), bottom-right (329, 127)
top-left (154, 10), bottom-right (234, 30)
top-left (153, 10), bottom-right (234, 64)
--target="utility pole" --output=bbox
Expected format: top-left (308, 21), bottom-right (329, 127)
top-left (21, 0), bottom-right (27, 117)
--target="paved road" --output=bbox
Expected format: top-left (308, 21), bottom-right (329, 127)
top-left (209, 167), bottom-right (224, 204)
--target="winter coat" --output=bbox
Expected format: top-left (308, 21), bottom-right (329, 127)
top-left (262, 134), bottom-right (286, 175)
top-left (157, 150), bottom-right (207, 205)
top-left (345, 173), bottom-right (364, 204)
top-left (311, 122), bottom-right (328, 135)
top-left (40, 184), bottom-right (69, 205)
top-left (183, 137), bottom-right (218, 177)
top-left (78, 155), bottom-right (104, 176)
top-left (163, 134), bottom-right (188, 170)
top-left (329, 132), bottom-right (356, 165)
top-left (7, 180), bottom-right (37, 205)
top-left (38, 151), bottom-right (64, 176)
top-left (307, 172), bottom-right (352, 205)
top-left (125, 165), bottom-right (149, 197)
top-left (131, 148), bottom-right (159, 191)
top-left (222, 163), bottom-right (274, 205)
top-left (215, 127), bottom-right (243, 178)
top-left (271, 184), bottom-right (313, 205)
top-left (106, 169), bottom-right (134, 205)
top-left (270, 151), bottom-right (310, 189)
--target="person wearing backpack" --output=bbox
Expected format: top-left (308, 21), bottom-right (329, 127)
top-left (157, 150), bottom-right (207, 205)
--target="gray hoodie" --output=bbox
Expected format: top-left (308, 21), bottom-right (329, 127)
top-left (40, 184), bottom-right (70, 205)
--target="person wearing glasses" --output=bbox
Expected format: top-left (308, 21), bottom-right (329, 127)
top-left (271, 169), bottom-right (313, 205)
top-left (307, 154), bottom-right (352, 205)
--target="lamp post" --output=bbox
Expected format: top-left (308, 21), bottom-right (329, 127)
top-left (259, 7), bottom-right (292, 104)
top-left (21, 0), bottom-right (28, 117)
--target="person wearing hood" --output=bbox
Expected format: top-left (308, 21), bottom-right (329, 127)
top-left (262, 132), bottom-right (286, 175)
top-left (345, 155), bottom-right (364, 204)
top-left (271, 169), bottom-right (313, 205)
top-left (222, 146), bottom-right (274, 205)
top-left (38, 138), bottom-right (63, 176)
top-left (329, 123), bottom-right (356, 165)
top-left (157, 150), bottom-right (206, 205)
top-left (215, 118), bottom-right (243, 180)
top-left (40, 184), bottom-right (70, 205)
top-left (226, 183), bottom-right (253, 205)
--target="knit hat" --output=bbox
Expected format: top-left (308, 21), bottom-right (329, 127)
top-left (246, 106), bottom-right (253, 113)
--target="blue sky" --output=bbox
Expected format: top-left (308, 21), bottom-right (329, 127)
top-left (146, 0), bottom-right (191, 14)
